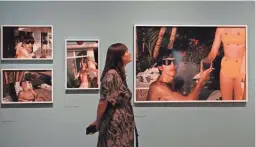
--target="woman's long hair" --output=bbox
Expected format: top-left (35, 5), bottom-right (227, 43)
top-left (101, 43), bottom-right (128, 85)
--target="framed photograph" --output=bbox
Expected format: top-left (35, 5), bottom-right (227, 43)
top-left (1, 69), bottom-right (53, 104)
top-left (65, 39), bottom-right (100, 90)
top-left (1, 25), bottom-right (53, 60)
top-left (134, 25), bottom-right (248, 103)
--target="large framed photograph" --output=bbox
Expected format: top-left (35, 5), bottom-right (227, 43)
top-left (134, 25), bottom-right (247, 103)
top-left (65, 39), bottom-right (100, 90)
top-left (1, 25), bottom-right (53, 60)
top-left (1, 69), bottom-right (53, 104)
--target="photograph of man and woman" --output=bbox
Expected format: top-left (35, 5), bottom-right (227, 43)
top-left (135, 25), bottom-right (247, 102)
top-left (65, 40), bottom-right (99, 90)
top-left (1, 25), bottom-right (53, 60)
top-left (1, 69), bottom-right (53, 104)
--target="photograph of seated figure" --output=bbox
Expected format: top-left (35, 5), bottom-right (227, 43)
top-left (1, 69), bottom-right (53, 104)
top-left (1, 25), bottom-right (53, 60)
top-left (65, 40), bottom-right (99, 90)
top-left (135, 25), bottom-right (247, 102)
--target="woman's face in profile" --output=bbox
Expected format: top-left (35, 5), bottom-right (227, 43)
top-left (162, 58), bottom-right (177, 78)
top-left (122, 50), bottom-right (132, 65)
top-left (162, 64), bottom-right (176, 78)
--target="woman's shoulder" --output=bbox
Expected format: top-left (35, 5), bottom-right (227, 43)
top-left (103, 69), bottom-right (121, 81)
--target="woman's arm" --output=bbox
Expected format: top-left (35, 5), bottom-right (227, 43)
top-left (88, 57), bottom-right (98, 66)
top-left (150, 66), bottom-right (212, 101)
top-left (240, 51), bottom-right (246, 81)
top-left (90, 70), bottom-right (121, 128)
top-left (81, 58), bottom-right (85, 65)
top-left (152, 79), bottom-right (205, 101)
top-left (96, 100), bottom-right (108, 122)
top-left (90, 60), bottom-right (98, 66)
top-left (74, 72), bottom-right (80, 80)
top-left (89, 100), bottom-right (108, 129)
top-left (94, 70), bottom-right (121, 119)
top-left (30, 89), bottom-right (38, 96)
top-left (207, 28), bottom-right (222, 61)
top-left (72, 64), bottom-right (80, 79)
top-left (15, 42), bottom-right (22, 57)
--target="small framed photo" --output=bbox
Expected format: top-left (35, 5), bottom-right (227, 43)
top-left (134, 24), bottom-right (247, 103)
top-left (1, 25), bottom-right (53, 60)
top-left (65, 39), bottom-right (100, 90)
top-left (1, 69), bottom-right (53, 104)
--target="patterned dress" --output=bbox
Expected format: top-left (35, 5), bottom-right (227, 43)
top-left (97, 69), bottom-right (135, 147)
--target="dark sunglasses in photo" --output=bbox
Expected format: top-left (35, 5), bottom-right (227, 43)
top-left (24, 40), bottom-right (35, 44)
top-left (162, 57), bottom-right (177, 66)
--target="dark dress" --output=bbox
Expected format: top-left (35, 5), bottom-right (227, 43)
top-left (97, 69), bottom-right (135, 147)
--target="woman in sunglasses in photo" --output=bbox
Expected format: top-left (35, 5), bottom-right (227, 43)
top-left (147, 56), bottom-right (212, 101)
top-left (15, 36), bottom-right (36, 59)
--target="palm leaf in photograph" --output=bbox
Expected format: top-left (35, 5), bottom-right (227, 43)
top-left (152, 27), bottom-right (166, 60)
top-left (136, 27), bottom-right (160, 73)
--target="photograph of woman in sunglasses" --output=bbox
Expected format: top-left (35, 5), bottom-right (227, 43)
top-left (147, 56), bottom-right (212, 101)
top-left (15, 36), bottom-right (36, 58)
top-left (1, 25), bottom-right (53, 60)
top-left (135, 25), bottom-right (247, 102)
top-left (2, 69), bottom-right (53, 104)
top-left (65, 40), bottom-right (99, 90)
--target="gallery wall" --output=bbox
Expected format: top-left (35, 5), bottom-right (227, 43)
top-left (0, 1), bottom-right (255, 147)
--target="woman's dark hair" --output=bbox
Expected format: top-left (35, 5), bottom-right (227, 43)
top-left (21, 36), bottom-right (35, 43)
top-left (20, 80), bottom-right (26, 87)
top-left (101, 43), bottom-right (128, 84)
